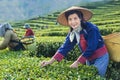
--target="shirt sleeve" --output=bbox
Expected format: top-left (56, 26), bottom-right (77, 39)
top-left (53, 33), bottom-right (77, 62)
top-left (25, 29), bottom-right (34, 36)
top-left (77, 28), bottom-right (99, 64)
top-left (0, 31), bottom-right (11, 50)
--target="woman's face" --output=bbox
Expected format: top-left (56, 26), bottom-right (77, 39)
top-left (68, 13), bottom-right (81, 29)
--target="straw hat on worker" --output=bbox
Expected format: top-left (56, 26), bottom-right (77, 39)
top-left (57, 6), bottom-right (93, 26)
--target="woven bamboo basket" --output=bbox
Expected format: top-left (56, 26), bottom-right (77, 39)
top-left (21, 38), bottom-right (36, 51)
top-left (103, 32), bottom-right (120, 62)
top-left (25, 42), bottom-right (36, 51)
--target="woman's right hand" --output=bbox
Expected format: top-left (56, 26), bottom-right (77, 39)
top-left (40, 58), bottom-right (56, 67)
top-left (40, 61), bottom-right (51, 67)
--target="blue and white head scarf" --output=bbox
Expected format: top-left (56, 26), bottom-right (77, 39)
top-left (0, 23), bottom-right (13, 37)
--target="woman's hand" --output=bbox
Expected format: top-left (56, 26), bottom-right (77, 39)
top-left (70, 61), bottom-right (80, 68)
top-left (40, 61), bottom-right (51, 67)
top-left (40, 58), bottom-right (56, 67)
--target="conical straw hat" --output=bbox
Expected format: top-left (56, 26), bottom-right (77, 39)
top-left (57, 6), bottom-right (93, 26)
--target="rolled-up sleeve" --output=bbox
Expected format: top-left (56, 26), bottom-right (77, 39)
top-left (53, 34), bottom-right (77, 62)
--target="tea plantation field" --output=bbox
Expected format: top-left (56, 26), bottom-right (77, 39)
top-left (0, 0), bottom-right (120, 80)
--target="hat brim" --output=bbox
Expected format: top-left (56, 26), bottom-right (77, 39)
top-left (57, 6), bottom-right (93, 26)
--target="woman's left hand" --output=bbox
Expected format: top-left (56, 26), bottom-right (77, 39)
top-left (70, 61), bottom-right (79, 68)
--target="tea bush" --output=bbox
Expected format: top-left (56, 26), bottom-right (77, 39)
top-left (35, 37), bottom-right (120, 80)
top-left (36, 38), bottom-right (81, 61)
top-left (1, 0), bottom-right (120, 79)
top-left (106, 61), bottom-right (120, 80)
top-left (0, 54), bottom-right (102, 80)
top-left (39, 31), bottom-right (67, 36)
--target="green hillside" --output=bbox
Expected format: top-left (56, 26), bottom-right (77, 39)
top-left (11, 0), bottom-right (120, 39)
top-left (0, 0), bottom-right (120, 79)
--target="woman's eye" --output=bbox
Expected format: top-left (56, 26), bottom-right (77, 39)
top-left (74, 17), bottom-right (78, 20)
top-left (68, 18), bottom-right (72, 21)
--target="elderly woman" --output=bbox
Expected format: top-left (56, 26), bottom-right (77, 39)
top-left (0, 23), bottom-right (25, 51)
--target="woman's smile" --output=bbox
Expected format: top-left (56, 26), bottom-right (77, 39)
top-left (68, 13), bottom-right (81, 29)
